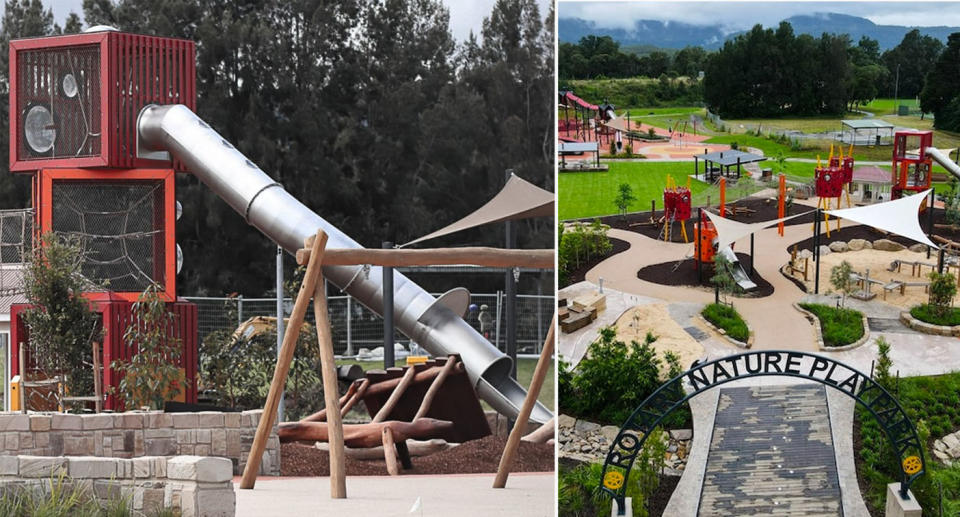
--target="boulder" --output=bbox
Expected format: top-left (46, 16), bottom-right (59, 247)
top-left (818, 245), bottom-right (832, 256)
top-left (873, 239), bottom-right (905, 252)
top-left (574, 419), bottom-right (600, 433)
top-left (798, 249), bottom-right (814, 259)
top-left (669, 429), bottom-right (693, 441)
top-left (829, 241), bottom-right (848, 253)
top-left (557, 414), bottom-right (576, 429)
top-left (848, 238), bottom-right (868, 251)
top-left (909, 243), bottom-right (928, 253)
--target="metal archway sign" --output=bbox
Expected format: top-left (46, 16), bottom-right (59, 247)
top-left (599, 350), bottom-right (926, 515)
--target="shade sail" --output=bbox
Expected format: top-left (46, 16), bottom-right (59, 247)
top-left (400, 173), bottom-right (554, 248)
top-left (826, 189), bottom-right (938, 248)
top-left (704, 210), bottom-right (814, 253)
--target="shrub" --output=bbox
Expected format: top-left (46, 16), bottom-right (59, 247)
top-left (22, 232), bottom-right (102, 403)
top-left (110, 284), bottom-right (187, 410)
top-left (798, 303), bottom-right (864, 347)
top-left (928, 271), bottom-right (958, 317)
top-left (729, 140), bottom-right (739, 150)
top-left (701, 303), bottom-right (749, 342)
top-left (910, 303), bottom-right (960, 326)
top-left (710, 254), bottom-right (743, 305)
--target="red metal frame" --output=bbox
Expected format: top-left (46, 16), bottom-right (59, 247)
top-left (891, 130), bottom-right (934, 199)
top-left (37, 168), bottom-right (176, 301)
top-left (10, 295), bottom-right (199, 410)
top-left (9, 31), bottom-right (195, 172)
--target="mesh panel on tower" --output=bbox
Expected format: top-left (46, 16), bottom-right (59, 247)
top-left (15, 45), bottom-right (102, 162)
top-left (51, 180), bottom-right (165, 292)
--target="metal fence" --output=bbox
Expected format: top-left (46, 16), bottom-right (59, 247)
top-left (185, 291), bottom-right (555, 356)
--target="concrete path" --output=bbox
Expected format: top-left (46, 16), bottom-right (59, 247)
top-left (233, 472), bottom-right (554, 517)
top-left (698, 385), bottom-right (841, 516)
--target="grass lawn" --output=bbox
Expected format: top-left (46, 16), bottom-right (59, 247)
top-left (860, 97), bottom-right (921, 116)
top-left (342, 357), bottom-right (554, 410)
top-left (723, 114), bottom-right (862, 134)
top-left (798, 303), bottom-right (865, 347)
top-left (624, 106), bottom-right (704, 117)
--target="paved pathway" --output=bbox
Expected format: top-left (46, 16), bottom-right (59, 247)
top-left (699, 385), bottom-right (841, 516)
top-left (234, 472), bottom-right (553, 517)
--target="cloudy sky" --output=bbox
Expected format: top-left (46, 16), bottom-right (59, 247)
top-left (26, 0), bottom-right (552, 41)
top-left (559, 2), bottom-right (960, 32)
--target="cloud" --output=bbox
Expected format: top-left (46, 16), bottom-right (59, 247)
top-left (442, 0), bottom-right (553, 41)
top-left (558, 1), bottom-right (960, 31)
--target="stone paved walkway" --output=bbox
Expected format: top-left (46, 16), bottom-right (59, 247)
top-left (699, 385), bottom-right (841, 516)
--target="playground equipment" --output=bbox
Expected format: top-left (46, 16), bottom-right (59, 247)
top-left (891, 130), bottom-right (933, 200)
top-left (558, 91), bottom-right (599, 141)
top-left (814, 144), bottom-right (854, 236)
top-left (8, 29), bottom-right (200, 409)
top-left (692, 206), bottom-right (757, 292)
top-left (662, 175), bottom-right (691, 242)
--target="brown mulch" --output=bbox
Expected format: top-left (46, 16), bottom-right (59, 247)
top-left (635, 252), bottom-right (775, 298)
top-left (561, 237), bottom-right (630, 288)
top-left (572, 197), bottom-right (818, 244)
top-left (280, 435), bottom-right (553, 477)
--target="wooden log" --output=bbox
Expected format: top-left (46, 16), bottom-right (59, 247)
top-left (521, 417), bottom-right (555, 444)
top-left (493, 313), bottom-right (556, 489)
top-left (240, 230), bottom-right (328, 490)
top-left (382, 427), bottom-right (399, 476)
top-left (413, 355), bottom-right (458, 421)
top-left (314, 271), bottom-right (347, 498)
top-left (299, 379), bottom-right (360, 423)
top-left (371, 365), bottom-right (417, 423)
top-left (363, 362), bottom-right (464, 398)
top-left (339, 378), bottom-right (370, 416)
top-left (277, 418), bottom-right (455, 447)
top-left (315, 438), bottom-right (453, 460)
top-left (91, 341), bottom-right (102, 414)
top-left (296, 247), bottom-right (553, 269)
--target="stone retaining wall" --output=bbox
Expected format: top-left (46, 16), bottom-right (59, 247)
top-left (0, 411), bottom-right (278, 476)
top-left (0, 455), bottom-right (234, 517)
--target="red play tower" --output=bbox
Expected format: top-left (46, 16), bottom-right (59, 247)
top-left (891, 130), bottom-right (934, 200)
top-left (7, 29), bottom-right (199, 409)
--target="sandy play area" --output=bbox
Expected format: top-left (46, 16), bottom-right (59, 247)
top-left (795, 248), bottom-right (959, 310)
top-left (613, 304), bottom-right (704, 372)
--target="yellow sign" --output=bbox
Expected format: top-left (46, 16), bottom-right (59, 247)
top-left (603, 471), bottom-right (624, 490)
top-left (902, 456), bottom-right (922, 475)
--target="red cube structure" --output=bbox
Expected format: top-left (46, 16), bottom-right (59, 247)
top-left (9, 31), bottom-right (195, 172)
top-left (891, 130), bottom-right (934, 199)
top-left (815, 166), bottom-right (845, 198)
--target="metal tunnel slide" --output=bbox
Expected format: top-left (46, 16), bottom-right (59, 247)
top-left (136, 104), bottom-right (553, 424)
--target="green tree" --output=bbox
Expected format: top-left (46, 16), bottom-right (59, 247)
top-left (921, 32), bottom-right (960, 129)
top-left (882, 29), bottom-right (944, 99)
top-left (830, 260), bottom-right (854, 307)
top-left (928, 271), bottom-right (958, 317)
top-left (614, 183), bottom-right (636, 218)
top-left (710, 253), bottom-right (741, 305)
top-left (110, 284), bottom-right (187, 410)
top-left (874, 336), bottom-right (894, 392)
top-left (21, 233), bottom-right (101, 400)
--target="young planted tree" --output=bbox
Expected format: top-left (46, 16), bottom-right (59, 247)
top-left (22, 233), bottom-right (101, 401)
top-left (874, 336), bottom-right (894, 392)
top-left (928, 271), bottom-right (958, 318)
top-left (110, 284), bottom-right (186, 410)
top-left (830, 260), bottom-right (854, 307)
top-left (710, 253), bottom-right (742, 305)
top-left (614, 183), bottom-right (637, 218)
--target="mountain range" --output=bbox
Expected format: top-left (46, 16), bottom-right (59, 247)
top-left (559, 12), bottom-right (960, 51)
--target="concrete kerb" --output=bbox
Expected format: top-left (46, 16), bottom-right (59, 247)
top-left (793, 302), bottom-right (871, 351)
top-left (899, 310), bottom-right (960, 337)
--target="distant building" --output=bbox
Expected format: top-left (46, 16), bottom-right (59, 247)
top-left (849, 166), bottom-right (892, 204)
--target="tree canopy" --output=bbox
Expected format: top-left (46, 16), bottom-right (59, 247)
top-left (0, 0), bottom-right (555, 296)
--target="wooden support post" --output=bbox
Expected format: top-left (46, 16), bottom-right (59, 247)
top-left (18, 345), bottom-right (25, 414)
top-left (92, 341), bottom-right (102, 414)
top-left (382, 427), bottom-right (399, 476)
top-left (493, 313), bottom-right (556, 488)
top-left (340, 379), bottom-right (370, 417)
top-left (413, 356), bottom-right (458, 421)
top-left (314, 268), bottom-right (347, 498)
top-left (240, 230), bottom-right (328, 490)
top-left (372, 364), bottom-right (417, 423)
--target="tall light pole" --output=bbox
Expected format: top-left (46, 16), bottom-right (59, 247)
top-left (894, 63), bottom-right (901, 113)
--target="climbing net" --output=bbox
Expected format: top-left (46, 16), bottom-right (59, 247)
top-left (51, 180), bottom-right (166, 292)
top-left (0, 208), bottom-right (33, 297)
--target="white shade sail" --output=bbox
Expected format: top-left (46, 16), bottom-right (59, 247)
top-left (826, 189), bottom-right (938, 248)
top-left (703, 210), bottom-right (814, 253)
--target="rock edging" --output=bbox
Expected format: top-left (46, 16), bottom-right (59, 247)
top-left (793, 303), bottom-right (870, 351)
top-left (557, 414), bottom-right (691, 475)
top-left (698, 313), bottom-right (753, 349)
top-left (899, 310), bottom-right (960, 337)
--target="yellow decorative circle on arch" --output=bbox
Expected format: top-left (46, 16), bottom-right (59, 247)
top-left (603, 471), bottom-right (625, 490)
top-left (902, 456), bottom-right (922, 475)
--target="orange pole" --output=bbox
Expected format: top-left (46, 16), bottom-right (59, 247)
top-left (778, 174), bottom-right (786, 236)
top-left (719, 177), bottom-right (726, 218)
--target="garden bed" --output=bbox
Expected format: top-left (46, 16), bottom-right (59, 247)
top-left (280, 435), bottom-right (553, 476)
top-left (561, 237), bottom-right (630, 288)
top-left (636, 252), bottom-right (774, 298)
top-left (796, 303), bottom-right (868, 349)
top-left (558, 458), bottom-right (680, 517)
top-left (701, 303), bottom-right (750, 343)
top-left (909, 303), bottom-right (960, 326)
